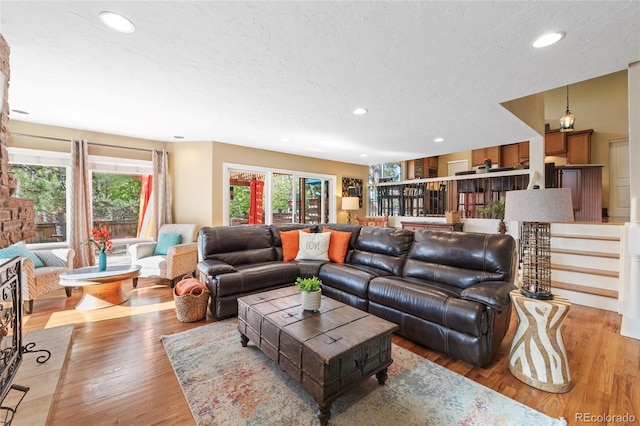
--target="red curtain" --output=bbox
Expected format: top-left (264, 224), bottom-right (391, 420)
top-left (137, 175), bottom-right (153, 237)
top-left (249, 179), bottom-right (264, 224)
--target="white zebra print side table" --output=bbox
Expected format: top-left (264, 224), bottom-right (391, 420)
top-left (508, 289), bottom-right (573, 393)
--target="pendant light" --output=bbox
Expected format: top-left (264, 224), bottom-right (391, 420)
top-left (559, 85), bottom-right (575, 132)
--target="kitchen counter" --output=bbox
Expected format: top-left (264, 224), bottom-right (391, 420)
top-left (556, 164), bottom-right (604, 168)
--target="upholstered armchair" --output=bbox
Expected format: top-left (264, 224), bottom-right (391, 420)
top-left (128, 224), bottom-right (199, 288)
top-left (21, 248), bottom-right (76, 314)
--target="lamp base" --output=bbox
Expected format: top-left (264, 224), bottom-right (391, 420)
top-left (520, 288), bottom-right (554, 300)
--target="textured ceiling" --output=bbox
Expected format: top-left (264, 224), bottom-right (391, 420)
top-left (1, 1), bottom-right (639, 165)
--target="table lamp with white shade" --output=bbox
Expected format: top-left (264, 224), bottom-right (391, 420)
top-left (341, 197), bottom-right (360, 224)
top-left (505, 187), bottom-right (574, 300)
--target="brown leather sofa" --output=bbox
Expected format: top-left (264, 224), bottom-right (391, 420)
top-left (197, 223), bottom-right (517, 367)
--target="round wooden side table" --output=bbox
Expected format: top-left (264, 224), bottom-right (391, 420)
top-left (508, 289), bottom-right (573, 393)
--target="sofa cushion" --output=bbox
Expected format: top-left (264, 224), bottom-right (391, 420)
top-left (154, 233), bottom-right (182, 255)
top-left (212, 261), bottom-right (300, 297)
top-left (296, 232), bottom-right (330, 261)
top-left (199, 225), bottom-right (276, 266)
top-left (280, 228), bottom-right (311, 262)
top-left (403, 230), bottom-right (516, 290)
top-left (270, 224), bottom-right (320, 260)
top-left (368, 276), bottom-right (488, 337)
top-left (322, 229), bottom-right (351, 264)
top-left (320, 224), bottom-right (362, 248)
top-left (136, 255), bottom-right (166, 276)
top-left (319, 263), bottom-right (392, 298)
top-left (349, 227), bottom-right (413, 276)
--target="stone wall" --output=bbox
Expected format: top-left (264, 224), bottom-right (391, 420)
top-left (0, 34), bottom-right (36, 248)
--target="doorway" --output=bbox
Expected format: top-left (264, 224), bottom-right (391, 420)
top-left (609, 139), bottom-right (630, 218)
top-left (447, 159), bottom-right (469, 176)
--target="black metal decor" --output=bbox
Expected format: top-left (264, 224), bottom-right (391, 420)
top-left (0, 257), bottom-right (51, 424)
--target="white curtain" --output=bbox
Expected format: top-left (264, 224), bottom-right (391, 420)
top-left (69, 139), bottom-right (94, 268)
top-left (152, 149), bottom-right (172, 239)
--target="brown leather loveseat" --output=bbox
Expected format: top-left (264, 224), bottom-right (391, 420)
top-left (197, 223), bottom-right (517, 367)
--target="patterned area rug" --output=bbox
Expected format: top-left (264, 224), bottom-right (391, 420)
top-left (162, 319), bottom-right (566, 426)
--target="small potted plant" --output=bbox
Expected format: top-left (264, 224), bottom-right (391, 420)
top-left (296, 276), bottom-right (322, 311)
top-left (478, 199), bottom-right (507, 234)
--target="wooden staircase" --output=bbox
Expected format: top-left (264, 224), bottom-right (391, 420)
top-left (549, 223), bottom-right (622, 312)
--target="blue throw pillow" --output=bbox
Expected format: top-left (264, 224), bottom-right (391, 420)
top-left (0, 241), bottom-right (45, 268)
top-left (154, 233), bottom-right (182, 255)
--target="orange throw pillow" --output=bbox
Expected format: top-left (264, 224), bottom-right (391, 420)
top-left (280, 228), bottom-right (311, 262)
top-left (323, 229), bottom-right (352, 264)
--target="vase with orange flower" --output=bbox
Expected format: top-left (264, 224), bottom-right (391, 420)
top-left (86, 225), bottom-right (113, 271)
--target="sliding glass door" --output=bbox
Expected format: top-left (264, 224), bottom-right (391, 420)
top-left (225, 164), bottom-right (335, 225)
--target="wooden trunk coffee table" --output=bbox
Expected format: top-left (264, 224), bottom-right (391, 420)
top-left (237, 286), bottom-right (398, 426)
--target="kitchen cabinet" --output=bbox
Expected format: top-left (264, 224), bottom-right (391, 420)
top-left (500, 143), bottom-right (520, 168)
top-left (545, 130), bottom-right (566, 155)
top-left (566, 130), bottom-right (593, 164)
top-left (545, 129), bottom-right (592, 163)
top-left (472, 146), bottom-right (501, 167)
top-left (519, 141), bottom-right (530, 163)
top-left (408, 156), bottom-right (438, 179)
top-left (413, 158), bottom-right (423, 179)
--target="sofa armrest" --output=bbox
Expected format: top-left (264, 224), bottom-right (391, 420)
top-left (128, 242), bottom-right (157, 262)
top-left (197, 259), bottom-right (237, 278)
top-left (164, 243), bottom-right (198, 280)
top-left (460, 281), bottom-right (516, 311)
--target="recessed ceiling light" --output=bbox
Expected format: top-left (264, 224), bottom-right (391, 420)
top-left (434, 137), bottom-right (445, 143)
top-left (532, 32), bottom-right (564, 48)
top-left (173, 135), bottom-right (184, 139)
top-left (11, 109), bottom-right (29, 115)
top-left (353, 108), bottom-right (368, 115)
top-left (360, 154), bottom-right (367, 157)
top-left (99, 11), bottom-right (135, 33)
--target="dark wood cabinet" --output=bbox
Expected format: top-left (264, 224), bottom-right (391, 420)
top-left (472, 146), bottom-right (501, 167)
top-left (545, 130), bottom-right (566, 155)
top-left (471, 149), bottom-right (484, 167)
top-left (545, 129), bottom-right (592, 163)
top-left (519, 141), bottom-right (530, 163)
top-left (408, 156), bottom-right (438, 179)
top-left (401, 221), bottom-right (464, 232)
top-left (556, 164), bottom-right (602, 221)
top-left (566, 130), bottom-right (593, 164)
top-left (414, 158), bottom-right (424, 178)
top-left (500, 143), bottom-right (520, 168)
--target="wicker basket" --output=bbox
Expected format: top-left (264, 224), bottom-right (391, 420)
top-left (173, 286), bottom-right (210, 322)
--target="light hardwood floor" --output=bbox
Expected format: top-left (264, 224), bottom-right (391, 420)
top-left (22, 278), bottom-right (639, 425)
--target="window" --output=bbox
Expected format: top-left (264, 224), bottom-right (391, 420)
top-left (369, 162), bottom-right (402, 184)
top-left (11, 163), bottom-right (68, 243)
top-left (368, 162), bottom-right (402, 216)
top-left (91, 172), bottom-right (144, 239)
top-left (224, 163), bottom-right (335, 225)
top-left (9, 147), bottom-right (152, 246)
